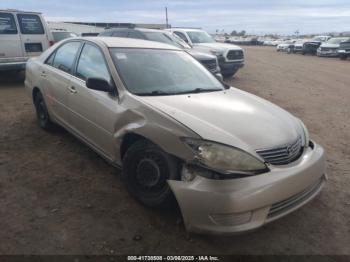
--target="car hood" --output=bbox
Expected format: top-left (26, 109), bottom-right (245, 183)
top-left (194, 42), bottom-right (242, 52)
top-left (141, 88), bottom-right (302, 153)
top-left (320, 43), bottom-right (340, 48)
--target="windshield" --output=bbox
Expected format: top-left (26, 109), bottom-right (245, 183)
top-left (110, 48), bottom-right (224, 96)
top-left (53, 32), bottom-right (77, 42)
top-left (187, 31), bottom-right (216, 43)
top-left (326, 38), bottom-right (348, 44)
top-left (312, 36), bottom-right (327, 42)
top-left (143, 32), bottom-right (190, 49)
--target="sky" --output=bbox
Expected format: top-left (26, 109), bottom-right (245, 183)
top-left (1, 0), bottom-right (350, 35)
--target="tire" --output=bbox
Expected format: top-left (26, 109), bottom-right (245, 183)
top-left (122, 140), bottom-right (179, 208)
top-left (34, 91), bottom-right (56, 131)
top-left (340, 55), bottom-right (347, 60)
top-left (222, 68), bottom-right (239, 79)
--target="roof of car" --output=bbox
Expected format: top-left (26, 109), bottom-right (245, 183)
top-left (170, 28), bottom-right (203, 32)
top-left (0, 9), bottom-right (42, 14)
top-left (105, 27), bottom-right (163, 33)
top-left (80, 37), bottom-right (181, 50)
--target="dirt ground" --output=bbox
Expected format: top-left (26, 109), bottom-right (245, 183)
top-left (0, 46), bottom-right (349, 255)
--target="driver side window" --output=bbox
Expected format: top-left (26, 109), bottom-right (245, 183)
top-left (76, 43), bottom-right (111, 83)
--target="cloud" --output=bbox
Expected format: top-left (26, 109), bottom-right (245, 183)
top-left (2, 0), bottom-right (350, 34)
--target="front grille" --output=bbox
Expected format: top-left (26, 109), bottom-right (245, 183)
top-left (267, 176), bottom-right (325, 219)
top-left (227, 50), bottom-right (244, 60)
top-left (321, 47), bottom-right (336, 52)
top-left (256, 136), bottom-right (303, 165)
top-left (201, 59), bottom-right (217, 72)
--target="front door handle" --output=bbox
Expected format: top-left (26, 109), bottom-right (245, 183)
top-left (68, 86), bottom-right (77, 94)
top-left (40, 71), bottom-right (47, 77)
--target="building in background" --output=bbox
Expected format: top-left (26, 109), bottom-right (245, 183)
top-left (47, 21), bottom-right (168, 36)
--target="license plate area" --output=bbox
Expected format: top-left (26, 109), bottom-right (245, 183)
top-left (25, 43), bottom-right (43, 53)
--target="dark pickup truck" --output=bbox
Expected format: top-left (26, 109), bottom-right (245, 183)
top-left (302, 36), bottom-right (330, 55)
top-left (337, 39), bottom-right (350, 60)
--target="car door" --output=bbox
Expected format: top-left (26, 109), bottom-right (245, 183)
top-left (42, 41), bottom-right (82, 125)
top-left (67, 42), bottom-right (118, 159)
top-left (0, 12), bottom-right (23, 61)
top-left (16, 13), bottom-right (49, 57)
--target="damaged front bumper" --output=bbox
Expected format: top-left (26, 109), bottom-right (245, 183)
top-left (168, 143), bottom-right (326, 235)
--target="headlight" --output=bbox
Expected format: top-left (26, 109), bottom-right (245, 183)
top-left (210, 49), bottom-right (224, 57)
top-left (299, 120), bottom-right (310, 148)
top-left (181, 138), bottom-right (268, 175)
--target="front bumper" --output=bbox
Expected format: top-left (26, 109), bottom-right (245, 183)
top-left (338, 50), bottom-right (350, 55)
top-left (317, 50), bottom-right (338, 57)
top-left (168, 143), bottom-right (326, 235)
top-left (219, 60), bottom-right (244, 75)
top-left (0, 61), bottom-right (26, 71)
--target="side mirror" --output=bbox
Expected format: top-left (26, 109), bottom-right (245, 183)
top-left (86, 77), bottom-right (114, 93)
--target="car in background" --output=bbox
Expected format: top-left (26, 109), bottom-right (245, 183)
top-left (168, 28), bottom-right (244, 78)
top-left (317, 37), bottom-right (348, 57)
top-left (302, 36), bottom-right (331, 55)
top-left (337, 39), bottom-right (350, 60)
top-left (276, 40), bottom-right (296, 52)
top-left (25, 37), bottom-right (326, 235)
top-left (51, 30), bottom-right (78, 43)
top-left (288, 39), bottom-right (308, 54)
top-left (0, 9), bottom-right (54, 72)
top-left (99, 28), bottom-right (222, 80)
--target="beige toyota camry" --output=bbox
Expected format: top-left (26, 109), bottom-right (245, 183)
top-left (25, 37), bottom-right (326, 234)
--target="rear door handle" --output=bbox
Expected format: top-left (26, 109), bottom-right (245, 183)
top-left (40, 71), bottom-right (47, 77)
top-left (68, 86), bottom-right (77, 94)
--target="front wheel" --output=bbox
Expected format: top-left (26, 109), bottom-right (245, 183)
top-left (122, 140), bottom-right (179, 208)
top-left (34, 92), bottom-right (56, 131)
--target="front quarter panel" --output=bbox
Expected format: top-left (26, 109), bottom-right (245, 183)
top-left (112, 93), bottom-right (200, 165)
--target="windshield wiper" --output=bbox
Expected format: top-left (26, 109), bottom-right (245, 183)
top-left (176, 88), bottom-right (222, 95)
top-left (136, 90), bottom-right (174, 96)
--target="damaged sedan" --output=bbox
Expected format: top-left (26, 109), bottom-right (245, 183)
top-left (25, 37), bottom-right (326, 234)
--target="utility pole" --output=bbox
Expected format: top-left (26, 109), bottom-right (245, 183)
top-left (165, 7), bottom-right (169, 28)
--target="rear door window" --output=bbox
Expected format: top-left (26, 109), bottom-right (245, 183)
top-left (52, 41), bottom-right (81, 74)
top-left (0, 13), bottom-right (17, 34)
top-left (17, 14), bottom-right (44, 34)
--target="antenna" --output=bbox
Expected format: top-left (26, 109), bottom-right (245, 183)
top-left (165, 7), bottom-right (169, 28)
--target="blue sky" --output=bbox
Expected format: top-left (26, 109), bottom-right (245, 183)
top-left (1, 0), bottom-right (349, 34)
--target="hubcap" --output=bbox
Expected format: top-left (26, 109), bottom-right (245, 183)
top-left (136, 158), bottom-right (161, 188)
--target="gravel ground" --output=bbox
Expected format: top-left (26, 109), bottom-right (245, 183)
top-left (0, 46), bottom-right (349, 255)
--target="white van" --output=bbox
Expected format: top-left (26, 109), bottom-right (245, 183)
top-left (0, 9), bottom-right (54, 72)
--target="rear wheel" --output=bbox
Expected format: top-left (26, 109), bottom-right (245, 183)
top-left (34, 92), bottom-right (56, 131)
top-left (122, 140), bottom-right (179, 208)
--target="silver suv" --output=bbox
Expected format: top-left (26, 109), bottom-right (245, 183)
top-left (168, 28), bottom-right (244, 78)
top-left (99, 28), bottom-right (222, 80)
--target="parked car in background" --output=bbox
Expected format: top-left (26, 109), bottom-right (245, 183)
top-left (0, 9), bottom-right (54, 72)
top-left (288, 39), bottom-right (308, 53)
top-left (168, 28), bottom-right (244, 78)
top-left (51, 30), bottom-right (78, 43)
top-left (337, 38), bottom-right (350, 60)
top-left (25, 37), bottom-right (326, 235)
top-left (276, 40), bottom-right (296, 52)
top-left (99, 28), bottom-right (222, 80)
top-left (302, 36), bottom-right (331, 55)
top-left (317, 37), bottom-right (348, 57)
